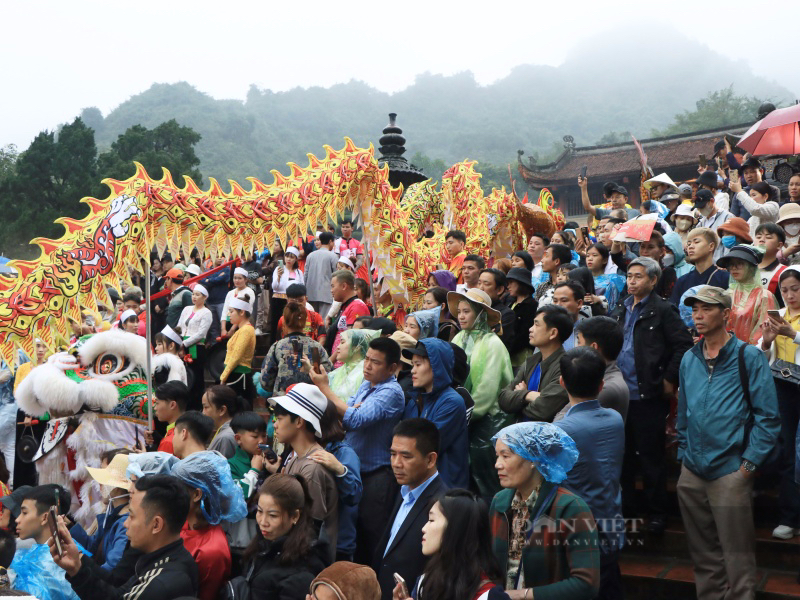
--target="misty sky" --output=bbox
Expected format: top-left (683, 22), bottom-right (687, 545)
top-left (4, 0), bottom-right (798, 150)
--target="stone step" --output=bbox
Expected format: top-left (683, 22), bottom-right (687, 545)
top-left (626, 519), bottom-right (800, 571)
top-left (620, 555), bottom-right (800, 599)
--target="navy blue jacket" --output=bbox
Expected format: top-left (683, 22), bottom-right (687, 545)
top-left (403, 338), bottom-right (469, 488)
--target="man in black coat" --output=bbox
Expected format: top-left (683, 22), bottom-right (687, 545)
top-left (478, 268), bottom-right (517, 352)
top-left (50, 475), bottom-right (198, 600)
top-left (374, 419), bottom-right (448, 600)
top-left (611, 257), bottom-right (693, 535)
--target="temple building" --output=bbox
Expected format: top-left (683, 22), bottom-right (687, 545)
top-left (517, 124), bottom-right (752, 217)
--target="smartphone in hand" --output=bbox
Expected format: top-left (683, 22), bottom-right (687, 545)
top-left (258, 444), bottom-right (279, 463)
top-left (311, 347), bottom-right (321, 371)
top-left (580, 165), bottom-right (588, 179)
top-left (394, 573), bottom-right (410, 598)
top-left (698, 154), bottom-right (707, 167)
top-left (768, 310), bottom-right (781, 320)
top-left (48, 507), bottom-right (63, 557)
top-left (581, 226), bottom-right (590, 243)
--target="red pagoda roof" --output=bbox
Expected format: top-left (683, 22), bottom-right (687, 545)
top-left (518, 124), bottom-right (752, 185)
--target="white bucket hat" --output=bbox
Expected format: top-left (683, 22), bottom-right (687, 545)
top-left (268, 383), bottom-right (328, 437)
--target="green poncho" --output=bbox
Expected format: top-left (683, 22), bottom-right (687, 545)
top-left (452, 305), bottom-right (514, 499)
top-left (452, 309), bottom-right (513, 420)
top-left (328, 329), bottom-right (380, 400)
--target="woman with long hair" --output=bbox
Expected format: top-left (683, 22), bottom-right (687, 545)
top-left (759, 267), bottom-right (800, 541)
top-left (566, 267), bottom-right (606, 317)
top-left (449, 289), bottom-right (513, 499)
top-left (422, 287), bottom-right (460, 341)
top-left (584, 243), bottom-right (625, 312)
top-left (393, 489), bottom-right (506, 600)
top-left (243, 474), bottom-right (329, 599)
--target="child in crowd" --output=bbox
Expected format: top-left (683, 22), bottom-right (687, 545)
top-left (225, 411), bottom-right (268, 553)
top-left (152, 325), bottom-right (188, 387)
top-left (144, 381), bottom-right (190, 455)
top-left (555, 263), bottom-right (577, 284)
top-left (11, 485), bottom-right (79, 600)
top-left (71, 449), bottom-right (131, 571)
top-left (228, 411), bottom-right (268, 500)
top-left (756, 222), bottom-right (788, 303)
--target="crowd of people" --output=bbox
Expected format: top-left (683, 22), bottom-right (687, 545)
top-left (1, 147), bottom-right (799, 600)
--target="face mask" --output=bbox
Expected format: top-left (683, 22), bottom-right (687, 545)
top-left (721, 235), bottom-right (736, 249)
top-left (785, 223), bottom-right (800, 237)
top-left (662, 254), bottom-right (675, 267)
top-left (675, 219), bottom-right (692, 231)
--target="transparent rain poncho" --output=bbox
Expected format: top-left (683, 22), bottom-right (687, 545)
top-left (126, 451), bottom-right (178, 479)
top-left (408, 307), bottom-right (441, 340)
top-left (451, 307), bottom-right (513, 420)
top-left (328, 329), bottom-right (379, 400)
top-left (170, 451), bottom-right (247, 525)
top-left (492, 422), bottom-right (580, 484)
top-left (727, 259), bottom-right (776, 345)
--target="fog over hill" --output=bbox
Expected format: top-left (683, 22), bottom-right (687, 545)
top-left (78, 29), bottom-right (794, 184)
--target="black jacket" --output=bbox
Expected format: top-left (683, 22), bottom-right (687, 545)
top-left (610, 292), bottom-right (693, 401)
top-left (68, 538), bottom-right (197, 600)
top-left (492, 300), bottom-right (517, 351)
top-left (373, 474), bottom-right (448, 600)
top-left (248, 536), bottom-right (329, 600)
top-left (509, 296), bottom-right (538, 356)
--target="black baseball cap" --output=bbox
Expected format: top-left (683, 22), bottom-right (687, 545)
top-left (604, 182), bottom-right (628, 197)
top-left (0, 485), bottom-right (33, 521)
top-left (693, 189), bottom-right (714, 206)
top-left (402, 342), bottom-right (429, 361)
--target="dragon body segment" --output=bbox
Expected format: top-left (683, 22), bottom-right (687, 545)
top-left (0, 139), bottom-right (557, 364)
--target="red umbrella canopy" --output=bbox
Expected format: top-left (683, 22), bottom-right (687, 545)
top-left (738, 104), bottom-right (800, 156)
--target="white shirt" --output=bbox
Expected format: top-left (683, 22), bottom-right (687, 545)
top-left (177, 305), bottom-right (212, 347)
top-left (221, 287), bottom-right (255, 322)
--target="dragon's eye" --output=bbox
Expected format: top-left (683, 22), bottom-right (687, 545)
top-left (91, 353), bottom-right (130, 376)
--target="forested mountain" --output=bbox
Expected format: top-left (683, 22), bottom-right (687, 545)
top-left (79, 32), bottom-right (794, 185)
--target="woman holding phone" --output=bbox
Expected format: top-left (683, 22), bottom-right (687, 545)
top-left (759, 267), bottom-right (800, 541)
top-left (261, 303), bottom-right (332, 397)
top-left (393, 489), bottom-right (507, 600)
